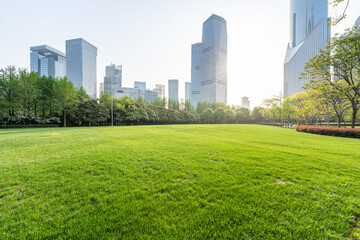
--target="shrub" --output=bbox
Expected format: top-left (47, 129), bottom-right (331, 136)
top-left (295, 126), bottom-right (360, 138)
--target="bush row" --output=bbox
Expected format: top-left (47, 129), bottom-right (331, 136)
top-left (0, 116), bottom-right (61, 125)
top-left (0, 124), bottom-right (60, 129)
top-left (295, 126), bottom-right (360, 138)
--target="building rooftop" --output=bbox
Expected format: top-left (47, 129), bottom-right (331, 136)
top-left (30, 45), bottom-right (65, 57)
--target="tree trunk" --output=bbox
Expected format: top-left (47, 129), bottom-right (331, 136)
top-left (63, 110), bottom-right (66, 127)
top-left (351, 106), bottom-right (358, 129)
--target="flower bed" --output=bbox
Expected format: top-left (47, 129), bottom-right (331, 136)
top-left (295, 126), bottom-right (360, 138)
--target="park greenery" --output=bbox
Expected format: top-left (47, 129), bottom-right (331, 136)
top-left (0, 67), bottom-right (255, 127)
top-left (1, 125), bottom-right (360, 239)
top-left (262, 25), bottom-right (360, 128)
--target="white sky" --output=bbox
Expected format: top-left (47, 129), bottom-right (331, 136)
top-left (0, 0), bottom-right (359, 108)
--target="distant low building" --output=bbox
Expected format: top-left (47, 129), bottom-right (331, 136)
top-left (115, 87), bottom-right (158, 103)
top-left (134, 81), bottom-right (146, 91)
top-left (241, 97), bottom-right (250, 109)
top-left (30, 45), bottom-right (66, 78)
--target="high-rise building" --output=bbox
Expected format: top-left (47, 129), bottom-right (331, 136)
top-left (66, 38), bottom-right (97, 99)
top-left (134, 81), bottom-right (146, 91)
top-left (354, 16), bottom-right (360, 27)
top-left (185, 82), bottom-right (191, 101)
top-left (104, 64), bottom-right (122, 95)
top-left (168, 79), bottom-right (179, 102)
top-left (30, 45), bottom-right (66, 78)
top-left (99, 82), bottom-right (104, 95)
top-left (154, 84), bottom-right (165, 99)
top-left (241, 97), bottom-right (250, 109)
top-left (284, 0), bottom-right (330, 96)
top-left (191, 14), bottom-right (227, 107)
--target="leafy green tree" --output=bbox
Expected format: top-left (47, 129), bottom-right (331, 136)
top-left (38, 75), bottom-right (56, 117)
top-left (251, 107), bottom-right (264, 123)
top-left (0, 66), bottom-right (21, 116)
top-left (151, 97), bottom-right (166, 108)
top-left (224, 109), bottom-right (236, 123)
top-left (303, 26), bottom-right (360, 128)
top-left (184, 100), bottom-right (194, 111)
top-left (196, 101), bottom-right (212, 114)
top-left (200, 108), bottom-right (214, 123)
top-left (168, 99), bottom-right (179, 110)
top-left (53, 77), bottom-right (77, 127)
top-left (235, 107), bottom-right (250, 123)
top-left (214, 107), bottom-right (226, 124)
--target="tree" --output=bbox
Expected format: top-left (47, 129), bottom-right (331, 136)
top-left (0, 66), bottom-right (21, 116)
top-left (168, 99), bottom-right (179, 110)
top-left (303, 26), bottom-right (360, 128)
top-left (251, 107), bottom-right (264, 123)
top-left (235, 107), bottom-right (250, 123)
top-left (184, 100), bottom-right (194, 111)
top-left (224, 109), bottom-right (236, 123)
top-left (200, 108), bottom-right (214, 123)
top-left (214, 107), bottom-right (226, 124)
top-left (151, 97), bottom-right (166, 108)
top-left (330, 0), bottom-right (350, 25)
top-left (53, 77), bottom-right (77, 127)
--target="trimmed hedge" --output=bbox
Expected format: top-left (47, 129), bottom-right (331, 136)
top-left (0, 124), bottom-right (60, 129)
top-left (295, 126), bottom-right (360, 138)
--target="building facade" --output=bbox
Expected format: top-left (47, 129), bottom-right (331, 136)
top-left (104, 64), bottom-right (122, 95)
top-left (66, 38), bottom-right (97, 99)
top-left (154, 84), bottom-right (165, 99)
top-left (30, 45), bottom-right (66, 78)
top-left (168, 79), bottom-right (179, 102)
top-left (191, 14), bottom-right (228, 107)
top-left (134, 81), bottom-right (146, 91)
top-left (241, 97), bottom-right (250, 109)
top-left (185, 82), bottom-right (191, 101)
top-left (284, 0), bottom-right (330, 96)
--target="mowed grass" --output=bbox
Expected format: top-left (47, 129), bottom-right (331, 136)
top-left (1, 125), bottom-right (360, 239)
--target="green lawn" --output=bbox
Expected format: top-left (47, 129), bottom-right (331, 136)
top-left (1, 125), bottom-right (360, 239)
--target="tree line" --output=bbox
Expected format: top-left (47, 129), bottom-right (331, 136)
top-left (0, 67), bottom-right (259, 127)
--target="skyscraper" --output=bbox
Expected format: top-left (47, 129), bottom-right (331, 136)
top-left (66, 38), bottom-right (97, 99)
top-left (30, 45), bottom-right (66, 78)
top-left (284, 0), bottom-right (330, 96)
top-left (104, 64), bottom-right (122, 95)
top-left (154, 84), bottom-right (165, 99)
top-left (191, 14), bottom-right (227, 107)
top-left (168, 79), bottom-right (179, 102)
top-left (185, 82), bottom-right (191, 101)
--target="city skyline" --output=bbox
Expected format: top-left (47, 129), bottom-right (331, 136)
top-left (1, 0), bottom-right (359, 107)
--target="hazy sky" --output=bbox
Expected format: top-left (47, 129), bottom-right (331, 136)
top-left (0, 0), bottom-right (359, 107)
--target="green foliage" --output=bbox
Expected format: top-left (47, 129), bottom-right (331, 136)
top-left (168, 99), bottom-right (179, 110)
top-left (214, 107), bottom-right (226, 123)
top-left (0, 66), bottom-right (21, 116)
top-left (200, 108), bottom-right (214, 123)
top-left (235, 107), bottom-right (250, 123)
top-left (1, 125), bottom-right (360, 238)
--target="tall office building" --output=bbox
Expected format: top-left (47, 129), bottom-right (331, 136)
top-left (66, 38), bottom-right (97, 99)
top-left (185, 82), bottom-right (191, 101)
top-left (284, 0), bottom-right (330, 96)
top-left (104, 64), bottom-right (122, 95)
top-left (191, 14), bottom-right (227, 107)
top-left (168, 79), bottom-right (179, 102)
top-left (30, 45), bottom-right (66, 78)
top-left (154, 84), bottom-right (165, 99)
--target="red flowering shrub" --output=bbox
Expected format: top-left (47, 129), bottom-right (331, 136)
top-left (295, 126), bottom-right (360, 138)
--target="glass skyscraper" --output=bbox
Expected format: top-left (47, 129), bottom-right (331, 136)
top-left (284, 0), bottom-right (330, 96)
top-left (66, 38), bottom-right (97, 99)
top-left (30, 45), bottom-right (66, 78)
top-left (185, 82), bottom-right (191, 101)
top-left (168, 79), bottom-right (179, 102)
top-left (191, 14), bottom-right (227, 107)
top-left (104, 64), bottom-right (122, 95)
